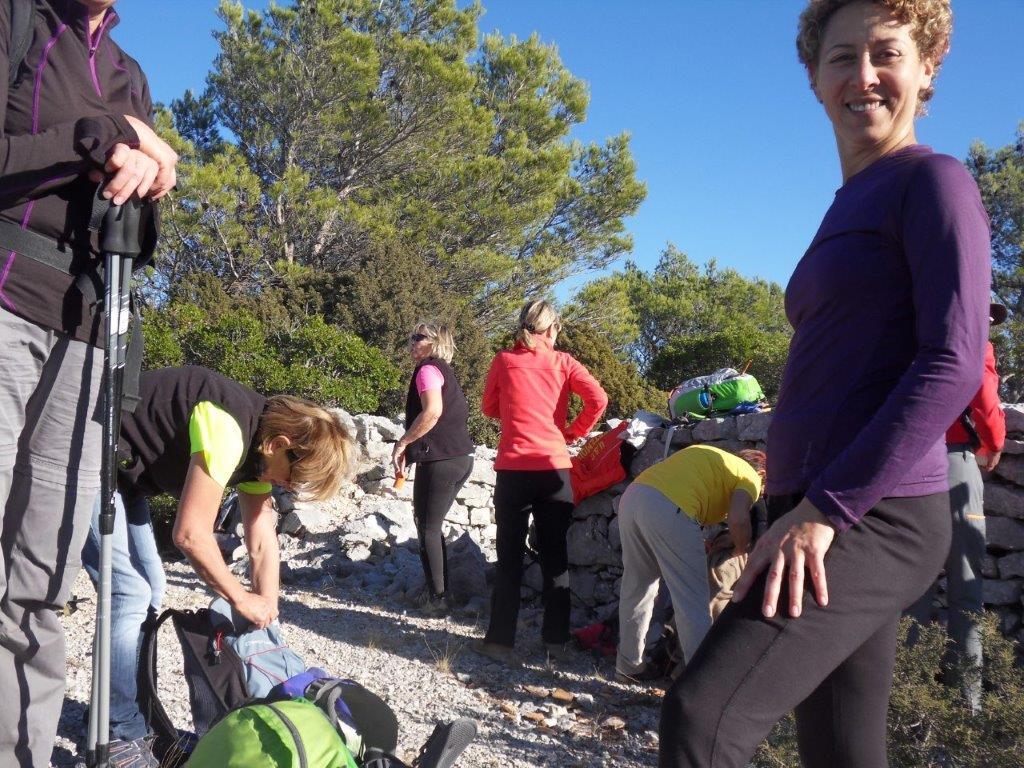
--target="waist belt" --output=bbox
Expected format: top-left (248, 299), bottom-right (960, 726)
top-left (0, 217), bottom-right (144, 412)
top-left (0, 217), bottom-right (105, 304)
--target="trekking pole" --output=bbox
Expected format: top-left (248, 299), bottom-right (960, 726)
top-left (86, 193), bottom-right (144, 768)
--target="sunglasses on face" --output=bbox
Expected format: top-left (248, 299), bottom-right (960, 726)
top-left (410, 333), bottom-right (428, 343)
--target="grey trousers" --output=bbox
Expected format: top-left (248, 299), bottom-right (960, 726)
top-left (617, 482), bottom-right (712, 675)
top-left (0, 308), bottom-right (103, 766)
top-left (907, 445), bottom-right (986, 711)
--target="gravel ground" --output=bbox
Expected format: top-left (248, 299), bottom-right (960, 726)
top-left (53, 541), bottom-right (662, 767)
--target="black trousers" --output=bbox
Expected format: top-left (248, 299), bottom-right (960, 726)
top-left (484, 468), bottom-right (574, 647)
top-left (659, 492), bottom-right (951, 768)
top-left (412, 454), bottom-right (473, 597)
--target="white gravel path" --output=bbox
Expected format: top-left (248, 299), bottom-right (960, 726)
top-left (53, 546), bottom-right (662, 767)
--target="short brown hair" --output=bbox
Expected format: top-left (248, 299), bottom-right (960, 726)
top-left (796, 0), bottom-right (952, 106)
top-left (259, 395), bottom-right (354, 500)
top-left (737, 449), bottom-right (767, 490)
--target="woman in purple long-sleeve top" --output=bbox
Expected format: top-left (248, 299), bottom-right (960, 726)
top-left (659, 2), bottom-right (991, 766)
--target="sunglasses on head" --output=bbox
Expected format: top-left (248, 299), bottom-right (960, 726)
top-left (410, 333), bottom-right (428, 342)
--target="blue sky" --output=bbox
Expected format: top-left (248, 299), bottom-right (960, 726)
top-left (115, 0), bottom-right (1024, 293)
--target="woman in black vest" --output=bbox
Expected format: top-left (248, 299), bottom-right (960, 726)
top-left (82, 366), bottom-right (354, 763)
top-left (392, 323), bottom-right (475, 615)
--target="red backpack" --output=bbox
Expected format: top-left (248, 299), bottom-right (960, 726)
top-left (569, 421), bottom-right (629, 504)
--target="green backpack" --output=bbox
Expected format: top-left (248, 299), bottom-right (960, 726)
top-left (668, 368), bottom-right (765, 420)
top-left (186, 698), bottom-right (358, 768)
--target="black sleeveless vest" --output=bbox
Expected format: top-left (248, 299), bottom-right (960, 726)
top-left (118, 366), bottom-right (267, 500)
top-left (404, 357), bottom-right (474, 464)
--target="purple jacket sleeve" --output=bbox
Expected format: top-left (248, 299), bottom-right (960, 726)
top-left (806, 156), bottom-right (991, 531)
top-left (0, 5), bottom-right (139, 208)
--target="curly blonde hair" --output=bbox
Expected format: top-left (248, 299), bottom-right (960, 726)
top-left (796, 0), bottom-right (952, 108)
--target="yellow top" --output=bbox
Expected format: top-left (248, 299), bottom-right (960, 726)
top-left (634, 444), bottom-right (761, 525)
top-left (188, 401), bottom-right (272, 495)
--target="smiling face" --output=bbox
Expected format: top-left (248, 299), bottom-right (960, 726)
top-left (810, 1), bottom-right (934, 178)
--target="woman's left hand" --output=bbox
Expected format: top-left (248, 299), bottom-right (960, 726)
top-left (392, 442), bottom-right (407, 476)
top-left (732, 499), bottom-right (836, 619)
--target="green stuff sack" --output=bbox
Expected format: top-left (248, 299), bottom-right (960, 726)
top-left (668, 369), bottom-right (765, 420)
top-left (186, 698), bottom-right (358, 768)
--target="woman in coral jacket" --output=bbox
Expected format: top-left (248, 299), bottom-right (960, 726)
top-left (473, 299), bottom-right (608, 665)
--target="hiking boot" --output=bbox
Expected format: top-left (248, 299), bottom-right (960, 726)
top-left (471, 639), bottom-right (520, 667)
top-left (412, 718), bottom-right (478, 768)
top-left (107, 734), bottom-right (160, 768)
top-left (614, 663), bottom-right (665, 685)
top-left (544, 642), bottom-right (572, 662)
top-left (414, 590), bottom-right (450, 616)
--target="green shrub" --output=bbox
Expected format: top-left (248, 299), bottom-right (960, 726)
top-left (648, 325), bottom-right (790, 401)
top-left (754, 616), bottom-right (1024, 767)
top-left (142, 300), bottom-right (401, 414)
top-left (558, 321), bottom-right (664, 421)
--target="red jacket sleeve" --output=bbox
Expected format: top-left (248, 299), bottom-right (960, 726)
top-left (563, 358), bottom-right (608, 440)
top-left (481, 355), bottom-right (502, 419)
top-left (971, 342), bottom-right (1006, 453)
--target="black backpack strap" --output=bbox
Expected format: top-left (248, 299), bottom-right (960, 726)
top-left (8, 0), bottom-right (34, 89)
top-left (120, 299), bottom-right (144, 412)
top-left (139, 608), bottom-right (182, 754)
top-left (959, 407), bottom-right (982, 451)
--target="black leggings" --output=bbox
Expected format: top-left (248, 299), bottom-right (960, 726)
top-left (485, 468), bottom-right (574, 647)
top-left (412, 454), bottom-right (473, 597)
top-left (659, 492), bottom-right (951, 768)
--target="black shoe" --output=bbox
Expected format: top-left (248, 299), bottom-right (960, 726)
top-left (412, 718), bottom-right (477, 768)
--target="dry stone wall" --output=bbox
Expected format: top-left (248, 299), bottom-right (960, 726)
top-left (310, 406), bottom-right (1024, 640)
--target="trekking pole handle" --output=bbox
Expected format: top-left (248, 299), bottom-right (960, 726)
top-left (99, 195), bottom-right (144, 258)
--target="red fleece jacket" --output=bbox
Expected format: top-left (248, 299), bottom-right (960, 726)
top-left (482, 340), bottom-right (608, 471)
top-left (946, 341), bottom-right (1005, 453)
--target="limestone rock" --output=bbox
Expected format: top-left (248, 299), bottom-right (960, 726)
top-left (570, 570), bottom-right (598, 605)
top-left (983, 483), bottom-right (1024, 519)
top-left (981, 553), bottom-right (999, 579)
top-left (994, 454), bottom-right (1024, 487)
top-left (736, 412), bottom-right (773, 442)
top-left (469, 507), bottom-right (492, 527)
top-left (630, 439), bottom-right (667, 477)
top-left (982, 578), bottom-right (1022, 605)
top-left (608, 516), bottom-right (621, 552)
top-left (997, 551), bottom-right (1024, 580)
top-left (457, 482), bottom-right (493, 508)
top-left (448, 502), bottom-right (470, 526)
top-left (344, 514), bottom-right (388, 542)
top-left (523, 561), bottom-right (543, 592)
top-left (468, 460), bottom-right (497, 485)
top-left (363, 440), bottom-right (392, 464)
top-left (692, 418), bottom-right (737, 442)
top-left (359, 496), bottom-right (415, 532)
top-left (330, 408), bottom-right (357, 440)
top-left (700, 439), bottom-right (748, 456)
top-left (1002, 403), bottom-right (1024, 434)
top-left (567, 518), bottom-right (619, 566)
top-left (1003, 438), bottom-right (1024, 455)
top-left (668, 427), bottom-right (694, 447)
top-left (446, 532), bottom-right (489, 605)
top-left (986, 517), bottom-right (1024, 551)
top-left (572, 493), bottom-right (615, 521)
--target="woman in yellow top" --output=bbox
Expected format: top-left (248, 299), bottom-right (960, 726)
top-left (616, 445), bottom-right (765, 681)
